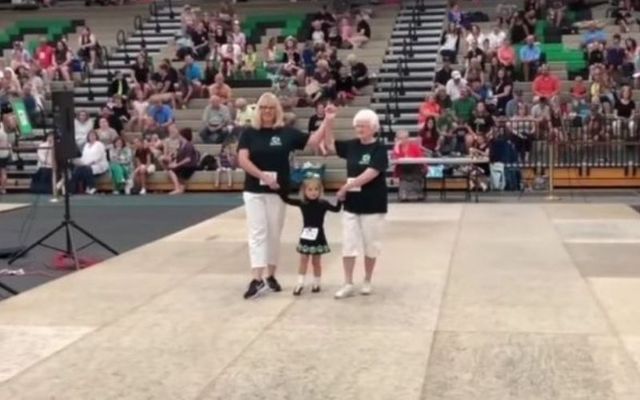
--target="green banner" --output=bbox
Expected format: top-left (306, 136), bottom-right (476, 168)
top-left (11, 99), bottom-right (33, 137)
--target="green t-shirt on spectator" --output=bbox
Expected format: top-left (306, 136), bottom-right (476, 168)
top-left (452, 97), bottom-right (476, 124)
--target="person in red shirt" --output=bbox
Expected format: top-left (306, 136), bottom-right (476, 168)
top-left (569, 75), bottom-right (587, 100)
top-left (497, 38), bottom-right (516, 71)
top-left (33, 37), bottom-right (55, 80)
top-left (418, 94), bottom-right (442, 126)
top-left (392, 130), bottom-right (426, 201)
top-left (532, 64), bottom-right (561, 100)
top-left (392, 130), bottom-right (425, 176)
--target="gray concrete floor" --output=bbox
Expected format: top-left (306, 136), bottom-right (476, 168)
top-left (0, 201), bottom-right (639, 399)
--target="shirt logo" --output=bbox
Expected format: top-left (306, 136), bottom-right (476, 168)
top-left (270, 136), bottom-right (282, 146)
top-left (359, 154), bottom-right (371, 165)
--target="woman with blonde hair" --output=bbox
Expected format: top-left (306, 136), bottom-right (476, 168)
top-left (323, 108), bottom-right (388, 299)
top-left (238, 93), bottom-right (336, 299)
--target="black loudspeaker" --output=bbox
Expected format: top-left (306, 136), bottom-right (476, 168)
top-left (51, 90), bottom-right (80, 162)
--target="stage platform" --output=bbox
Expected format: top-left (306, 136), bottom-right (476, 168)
top-left (0, 203), bottom-right (28, 214)
top-left (1, 203), bottom-right (640, 399)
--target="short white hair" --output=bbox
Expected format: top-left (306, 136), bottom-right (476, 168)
top-left (352, 109), bottom-right (380, 133)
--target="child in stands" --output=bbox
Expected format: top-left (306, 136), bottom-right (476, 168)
top-left (280, 177), bottom-right (341, 295)
top-left (215, 141), bottom-right (238, 188)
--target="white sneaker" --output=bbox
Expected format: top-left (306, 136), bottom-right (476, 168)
top-left (112, 190), bottom-right (120, 195)
top-left (124, 179), bottom-right (133, 195)
top-left (86, 187), bottom-right (97, 195)
top-left (334, 284), bottom-right (355, 299)
top-left (139, 188), bottom-right (147, 195)
top-left (360, 282), bottom-right (372, 296)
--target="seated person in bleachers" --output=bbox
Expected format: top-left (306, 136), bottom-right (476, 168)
top-left (581, 21), bottom-right (607, 49)
top-left (191, 22), bottom-right (210, 60)
top-left (212, 25), bottom-right (228, 47)
top-left (52, 40), bottom-right (73, 82)
top-left (159, 124), bottom-right (181, 170)
top-left (473, 102), bottom-right (496, 136)
top-left (2, 68), bottom-right (22, 97)
top-left (532, 64), bottom-right (561, 102)
top-left (215, 141), bottom-right (238, 188)
top-left (347, 54), bottom-right (369, 89)
top-left (220, 41), bottom-right (242, 78)
top-left (110, 95), bottom-right (130, 127)
top-left (282, 36), bottom-right (303, 75)
top-left (70, 131), bottom-right (108, 195)
top-left (31, 133), bottom-right (54, 194)
top-left (129, 90), bottom-right (150, 132)
top-left (447, 2), bottom-right (464, 28)
top-left (109, 137), bottom-right (133, 194)
top-left (180, 55), bottom-right (204, 105)
top-left (74, 111), bottom-right (94, 149)
top-left (232, 97), bottom-right (255, 129)
top-left (419, 117), bottom-right (440, 154)
top-left (310, 60), bottom-right (336, 103)
top-left (437, 122), bottom-right (469, 157)
top-left (465, 59), bottom-right (485, 85)
top-left (497, 38), bottom-right (516, 72)
top-left (519, 35), bottom-right (541, 82)
top-left (308, 102), bottom-right (325, 134)
top-left (10, 41), bottom-right (31, 72)
top-left (144, 98), bottom-right (174, 137)
top-left (158, 61), bottom-right (182, 109)
top-left (446, 70), bottom-right (467, 101)
top-left (264, 37), bottom-right (279, 72)
top-left (470, 79), bottom-right (492, 104)
top-left (77, 27), bottom-right (100, 70)
top-left (132, 137), bottom-right (155, 195)
top-left (505, 89), bottom-right (523, 118)
top-left (492, 67), bottom-right (513, 116)
top-left (208, 73), bottom-right (233, 105)
top-left (440, 23), bottom-right (460, 64)
top-left (96, 117), bottom-right (118, 153)
top-left (355, 13), bottom-right (371, 45)
top-left (435, 85), bottom-right (453, 111)
top-left (33, 38), bottom-right (55, 83)
top-left (452, 87), bottom-right (477, 125)
top-left (588, 41), bottom-right (605, 67)
top-left (180, 4), bottom-right (196, 36)
top-left (510, 14), bottom-right (529, 46)
top-left (311, 20), bottom-right (326, 46)
top-left (435, 57), bottom-right (453, 87)
top-left (570, 76), bottom-right (588, 101)
top-left (231, 21), bottom-right (246, 50)
top-left (241, 44), bottom-right (258, 79)
top-left (465, 25), bottom-right (486, 54)
top-left (418, 94), bottom-right (442, 127)
top-left (167, 128), bottom-right (199, 195)
top-left (200, 94), bottom-right (231, 144)
top-left (531, 96), bottom-right (553, 135)
top-left (465, 40), bottom-right (486, 71)
top-left (0, 122), bottom-right (10, 194)
top-left (93, 105), bottom-right (124, 134)
top-left (487, 25), bottom-right (506, 55)
top-left (275, 76), bottom-right (299, 111)
top-left (131, 55), bottom-right (151, 99)
top-left (335, 65), bottom-right (356, 105)
top-left (108, 70), bottom-right (130, 99)
top-left (509, 103), bottom-right (536, 162)
top-left (606, 34), bottom-right (626, 77)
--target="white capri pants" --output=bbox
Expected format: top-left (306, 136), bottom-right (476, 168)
top-left (243, 192), bottom-right (286, 269)
top-left (342, 211), bottom-right (385, 258)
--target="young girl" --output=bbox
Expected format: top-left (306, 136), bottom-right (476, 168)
top-left (280, 177), bottom-right (341, 295)
top-left (110, 137), bottom-right (133, 194)
top-left (241, 44), bottom-right (257, 79)
top-left (215, 141), bottom-right (237, 188)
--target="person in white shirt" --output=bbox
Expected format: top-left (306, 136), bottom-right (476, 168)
top-left (465, 25), bottom-right (486, 52)
top-left (487, 25), bottom-right (506, 53)
top-left (74, 111), bottom-right (94, 150)
top-left (30, 133), bottom-right (55, 194)
top-left (445, 70), bottom-right (467, 101)
top-left (70, 130), bottom-right (108, 195)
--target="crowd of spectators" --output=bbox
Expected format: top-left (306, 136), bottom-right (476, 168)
top-left (399, 0), bottom-right (640, 192)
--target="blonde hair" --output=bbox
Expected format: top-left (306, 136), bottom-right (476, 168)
top-left (251, 92), bottom-right (285, 129)
top-left (299, 177), bottom-right (324, 203)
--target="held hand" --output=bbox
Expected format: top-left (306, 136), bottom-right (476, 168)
top-left (260, 172), bottom-right (280, 190)
top-left (324, 104), bottom-right (338, 120)
top-left (336, 185), bottom-right (348, 201)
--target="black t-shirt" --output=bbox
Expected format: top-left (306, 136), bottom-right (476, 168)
top-left (615, 98), bottom-right (635, 118)
top-left (435, 67), bottom-right (452, 86)
top-left (238, 126), bottom-right (309, 193)
top-left (335, 139), bottom-right (388, 214)
top-left (511, 24), bottom-right (528, 44)
top-left (474, 115), bottom-right (495, 134)
top-left (308, 114), bottom-right (324, 134)
top-left (191, 30), bottom-right (208, 47)
top-left (163, 68), bottom-right (179, 92)
top-left (336, 76), bottom-right (354, 92)
top-left (357, 20), bottom-right (371, 38)
top-left (131, 63), bottom-right (149, 83)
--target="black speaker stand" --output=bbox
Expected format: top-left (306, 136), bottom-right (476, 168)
top-left (8, 163), bottom-right (118, 274)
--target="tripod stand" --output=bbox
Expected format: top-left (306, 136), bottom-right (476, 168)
top-left (8, 157), bottom-right (118, 271)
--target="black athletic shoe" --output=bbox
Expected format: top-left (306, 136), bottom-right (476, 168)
top-left (266, 276), bottom-right (282, 292)
top-left (243, 279), bottom-right (267, 299)
top-left (311, 285), bottom-right (321, 293)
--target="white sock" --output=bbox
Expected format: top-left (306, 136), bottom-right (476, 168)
top-left (297, 275), bottom-right (305, 285)
top-left (312, 276), bottom-right (321, 286)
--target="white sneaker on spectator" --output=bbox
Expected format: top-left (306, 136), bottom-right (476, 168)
top-left (112, 190), bottom-right (119, 195)
top-left (124, 179), bottom-right (133, 195)
top-left (139, 188), bottom-right (147, 195)
top-left (334, 284), bottom-right (355, 299)
top-left (86, 188), bottom-right (97, 195)
top-left (360, 282), bottom-right (372, 296)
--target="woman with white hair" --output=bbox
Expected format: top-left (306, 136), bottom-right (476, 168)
top-left (238, 92), bottom-right (336, 299)
top-left (324, 108), bottom-right (388, 298)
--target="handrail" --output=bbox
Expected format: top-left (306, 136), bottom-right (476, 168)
top-left (149, 2), bottom-right (161, 33)
top-left (101, 45), bottom-right (112, 81)
top-left (166, 0), bottom-right (174, 19)
top-left (83, 62), bottom-right (94, 101)
top-left (116, 29), bottom-right (129, 65)
top-left (134, 16), bottom-right (146, 48)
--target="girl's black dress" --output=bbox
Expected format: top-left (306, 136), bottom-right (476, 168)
top-left (280, 195), bottom-right (342, 255)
